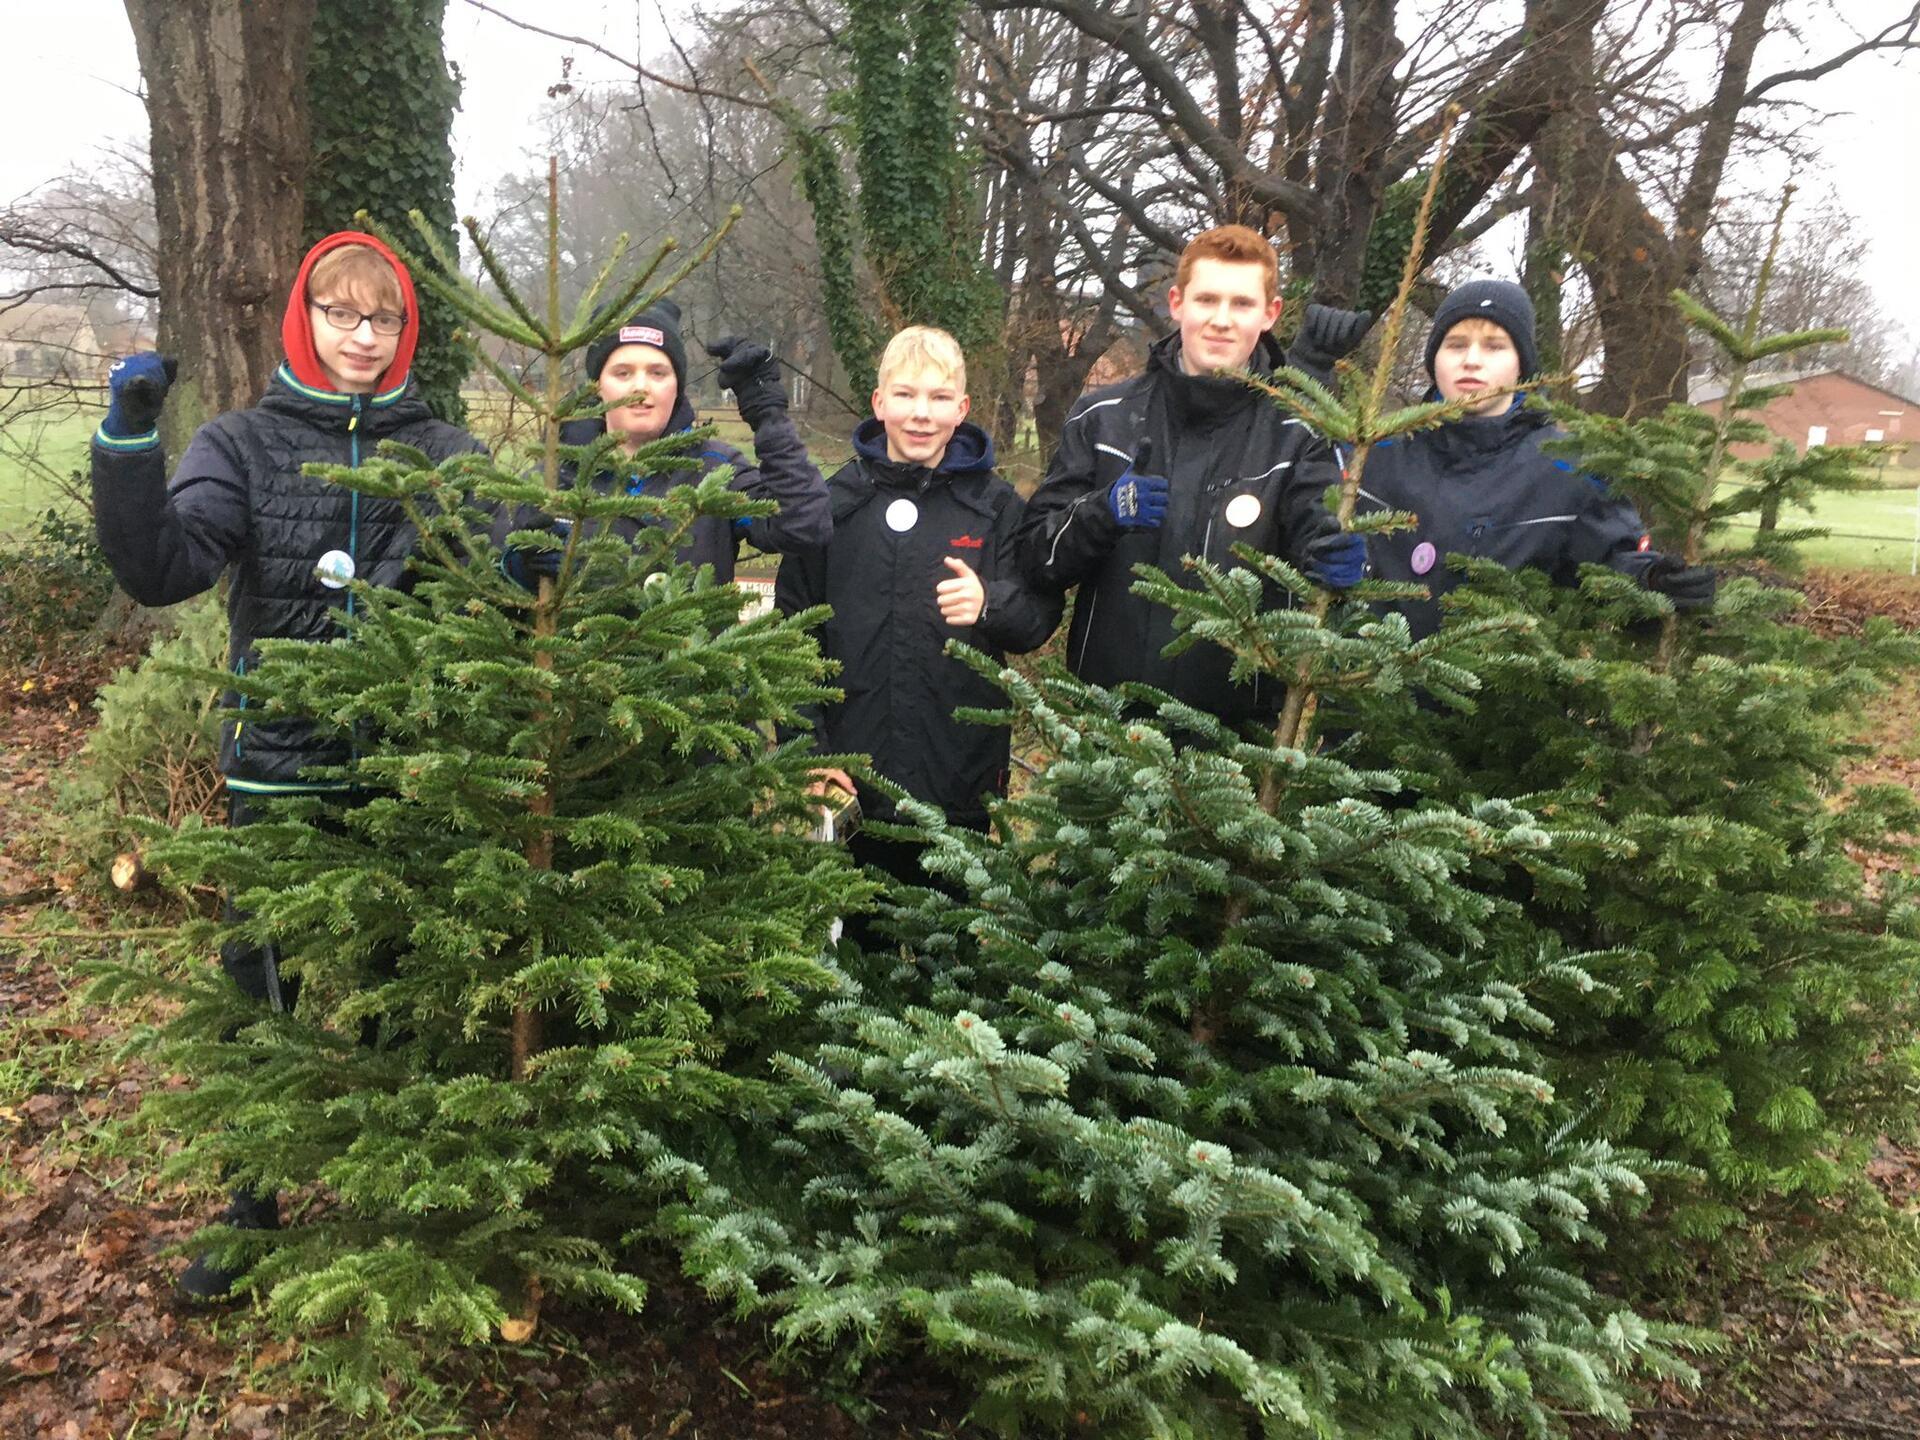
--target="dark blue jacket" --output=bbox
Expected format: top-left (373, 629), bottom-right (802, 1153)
top-left (551, 394), bottom-right (828, 578)
top-left (1356, 399), bottom-right (1655, 640)
top-left (91, 364), bottom-right (482, 792)
top-left (775, 419), bottom-right (1062, 828)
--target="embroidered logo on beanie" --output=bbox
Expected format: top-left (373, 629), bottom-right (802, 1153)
top-left (620, 325), bottom-right (666, 347)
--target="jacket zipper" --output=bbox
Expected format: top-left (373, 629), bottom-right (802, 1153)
top-left (1075, 589), bottom-right (1099, 668)
top-left (346, 396), bottom-right (362, 619)
top-left (233, 655), bottom-right (247, 759)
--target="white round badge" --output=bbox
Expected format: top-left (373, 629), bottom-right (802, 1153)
top-left (885, 497), bottom-right (920, 533)
top-left (315, 549), bottom-right (356, 589)
top-left (1225, 493), bottom-right (1263, 529)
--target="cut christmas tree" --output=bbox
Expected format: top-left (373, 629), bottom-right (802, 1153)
top-left (94, 175), bottom-right (865, 1405)
top-left (642, 152), bottom-right (1703, 1439)
top-left (1346, 191), bottom-right (1920, 1254)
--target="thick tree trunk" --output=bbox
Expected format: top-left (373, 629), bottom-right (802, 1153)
top-left (1550, 111), bottom-right (1690, 418)
top-left (1523, 116), bottom-right (1575, 378)
top-left (1673, 0), bottom-right (1776, 284)
top-left (1309, 0), bottom-right (1404, 302)
top-left (124, 0), bottom-right (317, 450)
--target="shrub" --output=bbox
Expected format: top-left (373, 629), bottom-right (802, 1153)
top-left (0, 506), bottom-right (116, 670)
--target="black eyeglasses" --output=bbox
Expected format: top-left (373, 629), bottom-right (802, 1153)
top-left (311, 301), bottom-right (406, 336)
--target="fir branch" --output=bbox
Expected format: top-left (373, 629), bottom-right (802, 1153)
top-left (459, 213), bottom-right (552, 346)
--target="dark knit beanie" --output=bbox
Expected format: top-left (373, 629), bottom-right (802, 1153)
top-left (585, 297), bottom-right (687, 390)
top-left (1423, 280), bottom-right (1539, 384)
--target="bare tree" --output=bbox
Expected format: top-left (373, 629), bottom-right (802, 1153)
top-left (1696, 192), bottom-right (1913, 390)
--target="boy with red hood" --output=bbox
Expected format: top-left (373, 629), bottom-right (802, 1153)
top-left (90, 231), bottom-right (483, 1298)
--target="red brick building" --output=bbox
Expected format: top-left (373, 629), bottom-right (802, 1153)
top-left (1691, 369), bottom-right (1919, 470)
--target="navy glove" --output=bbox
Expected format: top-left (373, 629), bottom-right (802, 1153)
top-left (1304, 530), bottom-right (1367, 589)
top-left (704, 335), bottom-right (787, 428)
top-left (1290, 304), bottom-right (1374, 374)
top-left (1107, 439), bottom-right (1170, 529)
top-left (104, 352), bottom-right (178, 438)
top-left (1644, 554), bottom-right (1716, 610)
top-left (502, 518), bottom-right (571, 589)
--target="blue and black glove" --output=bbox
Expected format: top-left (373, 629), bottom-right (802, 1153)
top-left (104, 353), bottom-right (178, 438)
top-left (1304, 529), bottom-right (1367, 589)
top-left (1107, 439), bottom-right (1170, 530)
top-left (502, 518), bottom-right (571, 589)
top-left (705, 335), bottom-right (787, 429)
top-left (1644, 554), bottom-right (1716, 610)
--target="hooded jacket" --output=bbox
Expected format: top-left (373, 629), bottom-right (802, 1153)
top-left (548, 390), bottom-right (829, 580)
top-left (1013, 331), bottom-right (1343, 724)
top-left (1356, 398), bottom-right (1655, 640)
top-left (90, 230), bottom-right (483, 793)
top-left (774, 419), bottom-right (1061, 829)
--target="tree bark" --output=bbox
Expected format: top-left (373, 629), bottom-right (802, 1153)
top-left (1545, 93), bottom-right (1690, 418)
top-left (1672, 0), bottom-right (1776, 284)
top-left (124, 0), bottom-right (317, 450)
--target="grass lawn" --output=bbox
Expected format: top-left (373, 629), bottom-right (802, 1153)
top-left (1719, 478), bottom-right (1920, 572)
top-left (0, 406), bottom-right (93, 538)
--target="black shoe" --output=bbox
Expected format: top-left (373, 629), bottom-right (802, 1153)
top-left (175, 1189), bottom-right (280, 1304)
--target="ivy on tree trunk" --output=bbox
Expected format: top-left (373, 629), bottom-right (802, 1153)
top-left (305, 0), bottom-right (468, 422)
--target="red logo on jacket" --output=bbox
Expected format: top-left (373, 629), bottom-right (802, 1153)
top-left (951, 534), bottom-right (985, 549)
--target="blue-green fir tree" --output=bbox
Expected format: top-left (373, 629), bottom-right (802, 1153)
top-left (95, 181), bottom-right (864, 1404)
top-left (637, 157), bottom-right (1703, 1438)
top-left (1339, 192), bottom-right (1920, 1253)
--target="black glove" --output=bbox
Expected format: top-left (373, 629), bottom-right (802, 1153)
top-left (104, 353), bottom-right (178, 437)
top-left (1644, 554), bottom-right (1716, 610)
top-left (1287, 304), bottom-right (1374, 377)
top-left (704, 335), bottom-right (787, 428)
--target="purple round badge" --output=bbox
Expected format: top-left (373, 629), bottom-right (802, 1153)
top-left (1411, 541), bottom-right (1438, 575)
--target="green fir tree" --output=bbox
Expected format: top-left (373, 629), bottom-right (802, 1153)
top-left (96, 181), bottom-right (865, 1405)
top-left (637, 144), bottom-right (1704, 1439)
top-left (1346, 191), bottom-right (1920, 1251)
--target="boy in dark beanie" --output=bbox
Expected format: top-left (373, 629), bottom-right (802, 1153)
top-left (511, 297), bottom-right (827, 584)
top-left (1356, 278), bottom-right (1715, 640)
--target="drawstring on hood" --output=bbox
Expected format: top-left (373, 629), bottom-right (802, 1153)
top-left (280, 230), bottom-right (422, 395)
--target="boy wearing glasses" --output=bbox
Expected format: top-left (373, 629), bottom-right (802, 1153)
top-left (90, 229), bottom-right (482, 1300)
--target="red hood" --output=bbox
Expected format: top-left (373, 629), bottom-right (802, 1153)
top-left (281, 230), bottom-right (420, 394)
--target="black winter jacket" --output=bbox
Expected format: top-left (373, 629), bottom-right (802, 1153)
top-left (1013, 331), bottom-right (1343, 724)
top-left (91, 364), bottom-right (481, 792)
top-left (775, 420), bottom-right (1061, 828)
top-left (1356, 399), bottom-right (1654, 640)
top-left (550, 394), bottom-right (828, 578)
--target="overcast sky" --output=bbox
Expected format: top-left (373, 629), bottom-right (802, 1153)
top-left (2, 0), bottom-right (1915, 345)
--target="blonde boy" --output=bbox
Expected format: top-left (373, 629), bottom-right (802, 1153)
top-left (774, 326), bottom-right (1061, 889)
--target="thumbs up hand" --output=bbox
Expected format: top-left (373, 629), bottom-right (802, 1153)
top-left (936, 554), bottom-right (987, 626)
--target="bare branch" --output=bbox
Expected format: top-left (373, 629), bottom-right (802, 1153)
top-left (459, 0), bottom-right (776, 112)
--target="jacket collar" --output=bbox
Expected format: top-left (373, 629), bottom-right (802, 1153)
top-left (1147, 330), bottom-right (1278, 424)
top-left (1421, 394), bottom-right (1552, 467)
top-left (850, 417), bottom-right (995, 486)
top-left (258, 362), bottom-right (420, 430)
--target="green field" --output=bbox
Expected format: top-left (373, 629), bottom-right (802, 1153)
top-left (0, 406), bottom-right (93, 537)
top-left (1717, 479), bottom-right (1920, 572)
